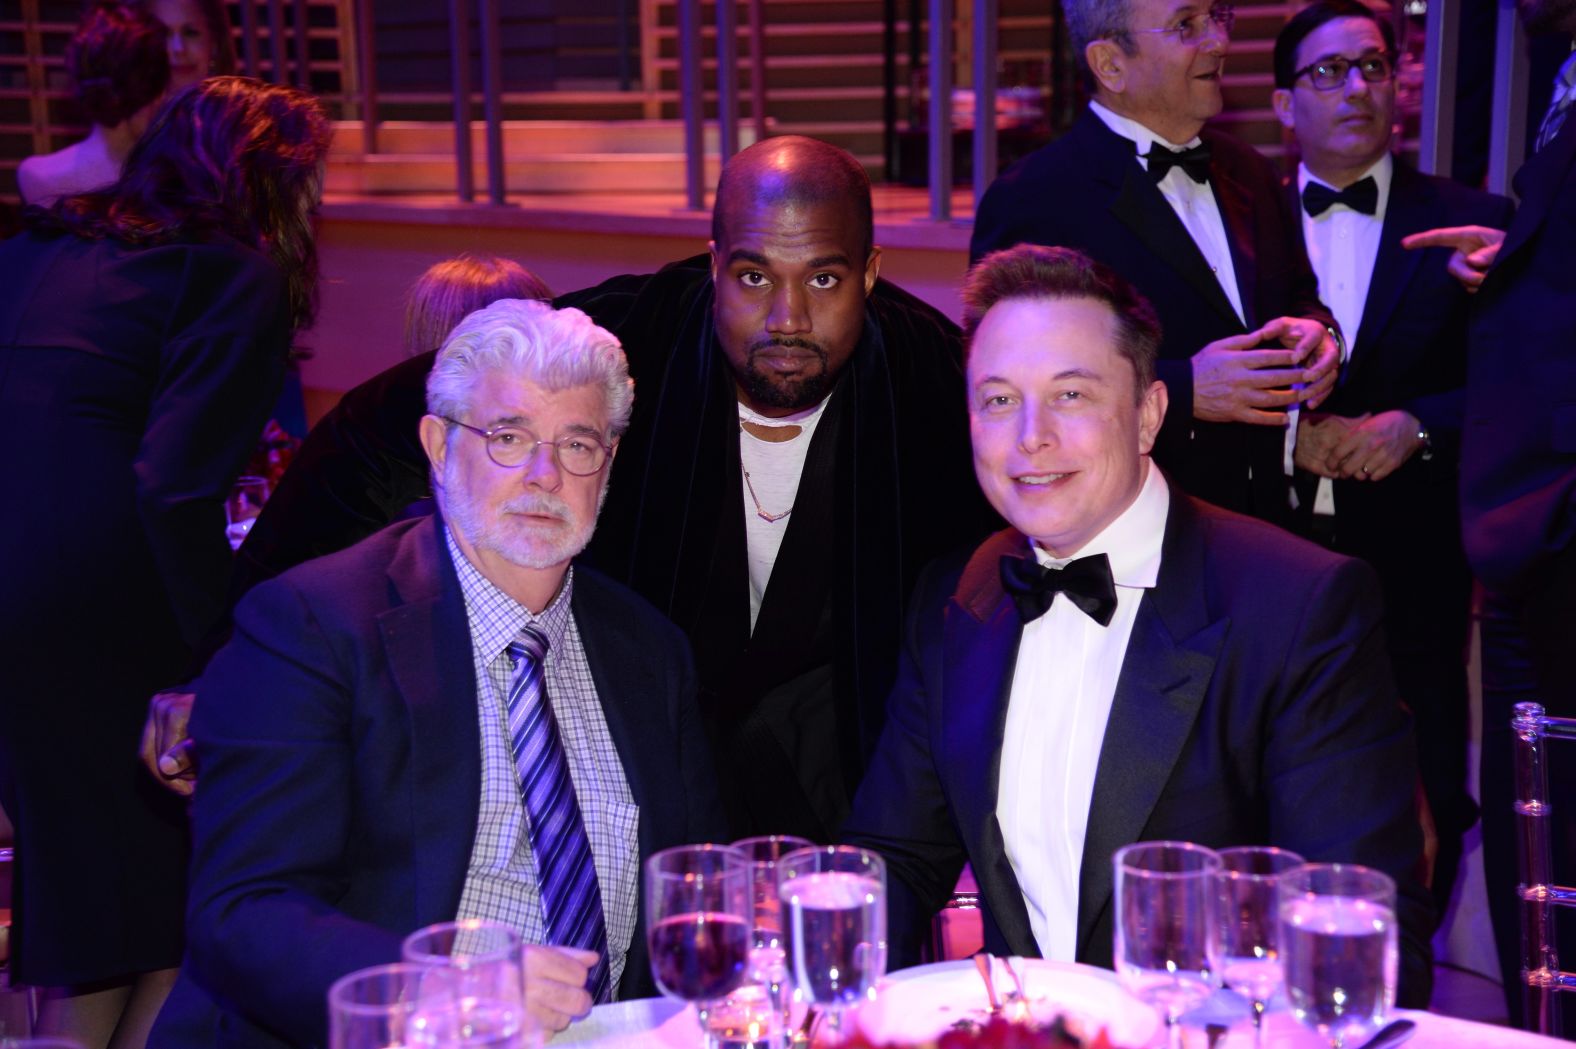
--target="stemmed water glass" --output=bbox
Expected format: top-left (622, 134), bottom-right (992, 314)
top-left (1279, 863), bottom-right (1398, 1048)
top-left (328, 962), bottom-right (456, 1049)
top-left (400, 919), bottom-right (538, 1048)
top-left (1113, 841), bottom-right (1222, 1049)
top-left (1216, 846), bottom-right (1304, 1046)
top-left (646, 844), bottom-right (754, 1048)
top-left (776, 845), bottom-right (887, 1044)
top-left (717, 835), bottom-right (814, 1046)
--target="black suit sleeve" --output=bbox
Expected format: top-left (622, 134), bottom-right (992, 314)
top-left (1263, 555), bottom-right (1434, 1007)
top-left (185, 579), bottom-right (404, 1047)
top-left (840, 559), bottom-right (971, 968)
top-left (134, 244), bottom-right (293, 651)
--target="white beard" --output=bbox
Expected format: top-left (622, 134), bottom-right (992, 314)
top-left (441, 461), bottom-right (604, 571)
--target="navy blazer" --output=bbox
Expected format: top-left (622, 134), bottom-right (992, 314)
top-left (970, 110), bottom-right (1333, 523)
top-left (1289, 162), bottom-right (1515, 550)
top-left (841, 483), bottom-right (1434, 1006)
top-left (151, 515), bottom-right (725, 1048)
top-left (1462, 113), bottom-right (1576, 595)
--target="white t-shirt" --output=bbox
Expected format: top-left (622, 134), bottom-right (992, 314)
top-left (737, 397), bottom-right (829, 632)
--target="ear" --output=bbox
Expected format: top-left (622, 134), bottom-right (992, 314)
top-left (709, 239), bottom-right (721, 286)
top-left (418, 413), bottom-right (450, 481)
top-left (1137, 379), bottom-right (1168, 455)
top-left (863, 246), bottom-right (883, 297)
top-left (1086, 39), bottom-right (1128, 95)
top-left (1272, 88), bottom-right (1296, 132)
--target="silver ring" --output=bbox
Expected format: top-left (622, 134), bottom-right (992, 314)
top-left (1360, 465), bottom-right (1371, 475)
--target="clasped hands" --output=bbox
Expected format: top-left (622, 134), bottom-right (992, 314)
top-left (1192, 317), bottom-right (1339, 425)
top-left (1295, 409), bottom-right (1424, 481)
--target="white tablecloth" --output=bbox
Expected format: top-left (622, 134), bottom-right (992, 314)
top-left (547, 996), bottom-right (1570, 1048)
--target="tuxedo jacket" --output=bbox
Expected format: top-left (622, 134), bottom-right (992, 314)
top-left (150, 515), bottom-right (725, 1049)
top-left (841, 484), bottom-right (1434, 1006)
top-left (970, 110), bottom-right (1333, 523)
top-left (1290, 163), bottom-right (1514, 580)
top-left (1463, 113), bottom-right (1576, 596)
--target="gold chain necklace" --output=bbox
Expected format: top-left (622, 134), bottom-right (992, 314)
top-left (739, 420), bottom-right (793, 523)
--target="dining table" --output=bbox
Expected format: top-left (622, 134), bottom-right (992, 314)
top-left (546, 959), bottom-right (1571, 1049)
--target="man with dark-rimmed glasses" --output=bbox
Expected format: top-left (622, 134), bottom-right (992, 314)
top-left (1271, 0), bottom-right (1513, 926)
top-left (971, 0), bottom-right (1340, 526)
top-left (150, 299), bottom-right (724, 1049)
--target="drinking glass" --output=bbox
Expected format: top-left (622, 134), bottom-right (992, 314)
top-left (646, 844), bottom-right (754, 1048)
top-left (776, 845), bottom-right (887, 1043)
top-left (713, 835), bottom-right (813, 1047)
top-left (328, 962), bottom-right (454, 1049)
top-left (1113, 841), bottom-right (1222, 1049)
top-left (225, 476), bottom-right (270, 551)
top-left (1278, 863), bottom-right (1398, 1048)
top-left (1216, 846), bottom-right (1304, 1046)
top-left (401, 919), bottom-right (538, 1048)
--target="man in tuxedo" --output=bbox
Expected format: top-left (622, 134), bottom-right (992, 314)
top-left (1271, 0), bottom-right (1514, 916)
top-left (148, 301), bottom-right (723, 1048)
top-left (155, 136), bottom-right (992, 843)
top-left (970, 0), bottom-right (1340, 523)
top-left (841, 245), bottom-right (1433, 1006)
top-left (1404, 0), bottom-right (1576, 1021)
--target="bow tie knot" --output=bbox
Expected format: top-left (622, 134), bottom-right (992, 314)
top-left (1144, 142), bottom-right (1212, 184)
top-left (999, 553), bottom-right (1119, 627)
top-left (1301, 176), bottom-right (1378, 217)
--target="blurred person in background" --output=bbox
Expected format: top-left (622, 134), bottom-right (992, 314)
top-left (18, 2), bottom-right (170, 206)
top-left (136, 0), bottom-right (237, 91)
top-left (140, 254), bottom-right (553, 794)
top-left (0, 77), bottom-right (331, 1049)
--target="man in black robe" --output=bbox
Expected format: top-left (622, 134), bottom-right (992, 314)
top-left (153, 137), bottom-right (993, 842)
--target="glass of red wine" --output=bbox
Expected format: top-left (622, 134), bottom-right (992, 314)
top-left (646, 844), bottom-right (754, 1048)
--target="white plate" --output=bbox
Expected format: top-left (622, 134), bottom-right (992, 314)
top-left (854, 958), bottom-right (1161, 1045)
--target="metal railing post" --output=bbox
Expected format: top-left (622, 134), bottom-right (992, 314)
top-left (971, 0), bottom-right (997, 210)
top-left (716, 0), bottom-right (740, 161)
top-left (356, 0), bottom-right (377, 154)
top-left (267, 0), bottom-right (289, 83)
top-left (293, 0), bottom-right (311, 88)
top-left (748, 0), bottom-right (768, 143)
top-left (240, 0), bottom-right (262, 78)
top-left (678, 0), bottom-right (705, 210)
top-left (479, 0), bottom-right (505, 205)
top-left (449, 0), bottom-right (475, 202)
top-left (1488, 0), bottom-right (1531, 197)
top-left (927, 0), bottom-right (954, 220)
top-left (1418, 0), bottom-right (1458, 175)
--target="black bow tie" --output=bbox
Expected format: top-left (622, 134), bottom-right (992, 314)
top-left (1302, 176), bottom-right (1379, 217)
top-left (999, 553), bottom-right (1119, 627)
top-left (1144, 142), bottom-right (1213, 184)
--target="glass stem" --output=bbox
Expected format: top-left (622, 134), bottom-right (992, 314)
top-left (1167, 1015), bottom-right (1184, 1049)
top-left (1252, 998), bottom-right (1268, 1049)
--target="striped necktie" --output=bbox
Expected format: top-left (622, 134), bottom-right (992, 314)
top-left (1537, 53), bottom-right (1576, 152)
top-left (506, 625), bottom-right (612, 1003)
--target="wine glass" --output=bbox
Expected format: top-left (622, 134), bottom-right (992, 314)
top-left (776, 845), bottom-right (887, 1043)
top-left (225, 475), bottom-right (270, 551)
top-left (646, 844), bottom-right (754, 1048)
top-left (1216, 846), bottom-right (1305, 1046)
top-left (719, 835), bottom-right (814, 1046)
top-left (1278, 863), bottom-right (1398, 1048)
top-left (401, 919), bottom-right (539, 1048)
top-left (1113, 841), bottom-right (1222, 1049)
top-left (328, 962), bottom-right (455, 1049)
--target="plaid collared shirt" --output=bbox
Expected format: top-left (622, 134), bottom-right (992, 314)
top-left (446, 526), bottom-right (640, 995)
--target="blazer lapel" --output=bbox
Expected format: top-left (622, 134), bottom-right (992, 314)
top-left (1211, 159), bottom-right (1259, 329)
top-left (1498, 113), bottom-right (1576, 271)
top-left (1074, 495), bottom-right (1228, 957)
top-left (942, 531), bottom-right (1038, 956)
top-left (1349, 166), bottom-right (1428, 373)
top-left (1108, 158), bottom-right (1242, 328)
top-left (379, 515), bottom-right (483, 925)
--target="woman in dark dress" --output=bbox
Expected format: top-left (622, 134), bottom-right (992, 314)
top-left (0, 76), bottom-right (330, 1048)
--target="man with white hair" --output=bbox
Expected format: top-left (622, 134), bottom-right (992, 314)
top-left (150, 300), bottom-right (723, 1049)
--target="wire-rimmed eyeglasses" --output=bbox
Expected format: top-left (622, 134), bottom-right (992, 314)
top-left (1291, 51), bottom-right (1395, 91)
top-left (1131, 2), bottom-right (1235, 44)
top-left (444, 417), bottom-right (611, 475)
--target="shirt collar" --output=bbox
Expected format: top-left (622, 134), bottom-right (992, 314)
top-left (1296, 152), bottom-right (1393, 216)
top-left (1089, 100), bottom-right (1203, 171)
top-left (444, 523), bottom-right (574, 659)
top-left (1032, 458), bottom-right (1169, 589)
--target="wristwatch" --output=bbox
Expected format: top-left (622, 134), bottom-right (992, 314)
top-left (1416, 423), bottom-right (1433, 462)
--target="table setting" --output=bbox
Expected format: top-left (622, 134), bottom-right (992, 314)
top-left (324, 839), bottom-right (1567, 1049)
